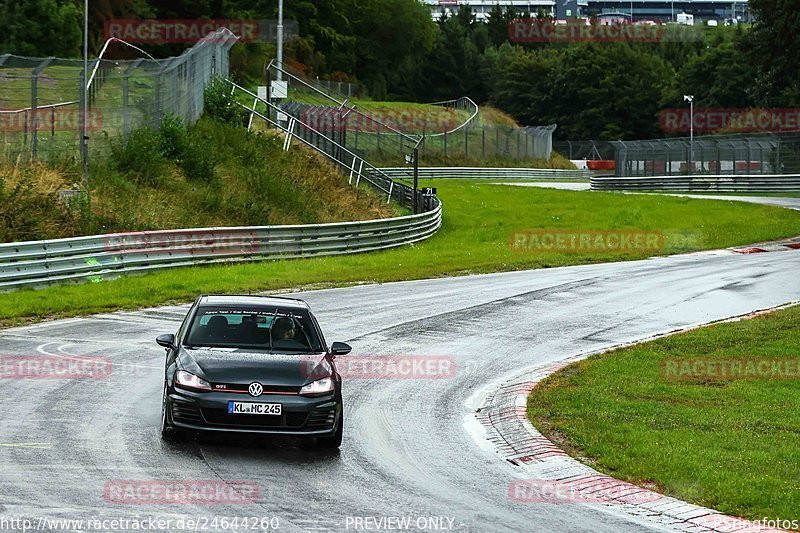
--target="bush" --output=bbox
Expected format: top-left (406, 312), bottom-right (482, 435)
top-left (204, 77), bottom-right (246, 126)
top-left (180, 133), bottom-right (217, 183)
top-left (159, 114), bottom-right (189, 161)
top-left (110, 126), bottom-right (168, 186)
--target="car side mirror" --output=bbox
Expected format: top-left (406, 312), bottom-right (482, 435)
top-left (330, 342), bottom-right (352, 356)
top-left (156, 333), bottom-right (176, 349)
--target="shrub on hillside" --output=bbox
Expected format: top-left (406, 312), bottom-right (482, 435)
top-left (180, 133), bottom-right (217, 184)
top-left (110, 126), bottom-right (168, 186)
top-left (204, 77), bottom-right (246, 126)
top-left (159, 114), bottom-right (189, 161)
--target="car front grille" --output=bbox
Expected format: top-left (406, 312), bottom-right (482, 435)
top-left (212, 383), bottom-right (302, 394)
top-left (201, 409), bottom-right (310, 429)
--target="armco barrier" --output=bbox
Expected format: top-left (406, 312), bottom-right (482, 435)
top-left (379, 167), bottom-right (592, 180)
top-left (590, 174), bottom-right (800, 192)
top-left (0, 201), bottom-right (441, 291)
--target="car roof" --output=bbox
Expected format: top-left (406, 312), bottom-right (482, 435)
top-left (197, 295), bottom-right (309, 310)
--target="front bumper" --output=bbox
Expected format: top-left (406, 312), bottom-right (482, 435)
top-left (166, 387), bottom-right (341, 436)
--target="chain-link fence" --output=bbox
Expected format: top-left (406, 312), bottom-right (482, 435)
top-left (276, 103), bottom-right (555, 165)
top-left (0, 29), bottom-right (238, 164)
top-left (262, 62), bottom-right (555, 166)
top-left (553, 140), bottom-right (616, 161)
top-left (613, 132), bottom-right (800, 177)
top-left (419, 123), bottom-right (555, 163)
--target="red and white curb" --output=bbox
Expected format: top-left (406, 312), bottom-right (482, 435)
top-left (731, 236), bottom-right (800, 254)
top-left (468, 305), bottom-right (799, 532)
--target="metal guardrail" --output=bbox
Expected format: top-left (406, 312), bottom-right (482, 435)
top-left (426, 97), bottom-right (479, 137)
top-left (590, 174), bottom-right (800, 192)
top-left (379, 167), bottom-right (592, 180)
top-left (0, 201), bottom-right (442, 291)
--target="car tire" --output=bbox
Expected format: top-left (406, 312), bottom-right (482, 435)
top-left (160, 384), bottom-right (184, 441)
top-left (317, 415), bottom-right (343, 449)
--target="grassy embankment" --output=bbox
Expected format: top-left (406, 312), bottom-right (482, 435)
top-left (0, 117), bottom-right (398, 243)
top-left (527, 304), bottom-right (800, 521)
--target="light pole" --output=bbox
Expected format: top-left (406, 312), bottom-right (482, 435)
top-left (81, 0), bottom-right (89, 192)
top-left (276, 0), bottom-right (283, 81)
top-left (684, 94), bottom-right (694, 173)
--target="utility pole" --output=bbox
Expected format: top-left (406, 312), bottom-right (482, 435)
top-left (81, 0), bottom-right (89, 192)
top-left (684, 95), bottom-right (694, 173)
top-left (276, 0), bottom-right (283, 81)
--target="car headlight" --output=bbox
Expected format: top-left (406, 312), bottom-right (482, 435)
top-left (299, 377), bottom-right (334, 395)
top-left (175, 370), bottom-right (212, 391)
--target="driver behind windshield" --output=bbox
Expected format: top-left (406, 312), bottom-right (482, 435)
top-left (271, 317), bottom-right (309, 350)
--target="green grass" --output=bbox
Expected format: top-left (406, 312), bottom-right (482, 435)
top-left (2, 181), bottom-right (800, 326)
top-left (527, 304), bottom-right (800, 521)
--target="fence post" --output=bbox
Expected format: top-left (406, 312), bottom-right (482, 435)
top-left (444, 130), bottom-right (447, 158)
top-left (746, 140), bottom-right (752, 176)
top-left (482, 126), bottom-right (485, 159)
top-left (31, 70), bottom-right (39, 160)
top-left (154, 73), bottom-right (162, 128)
top-left (464, 123), bottom-right (468, 160)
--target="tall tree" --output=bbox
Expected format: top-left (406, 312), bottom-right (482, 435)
top-left (0, 0), bottom-right (82, 57)
top-left (745, 0), bottom-right (800, 105)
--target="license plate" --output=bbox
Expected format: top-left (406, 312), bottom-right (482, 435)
top-left (227, 401), bottom-right (282, 415)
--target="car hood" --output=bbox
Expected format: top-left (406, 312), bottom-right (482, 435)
top-left (178, 347), bottom-right (329, 386)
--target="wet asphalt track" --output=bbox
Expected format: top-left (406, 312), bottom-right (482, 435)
top-left (1, 248), bottom-right (799, 532)
top-left (494, 182), bottom-right (800, 210)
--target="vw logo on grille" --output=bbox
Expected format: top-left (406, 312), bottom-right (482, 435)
top-left (248, 382), bottom-right (263, 397)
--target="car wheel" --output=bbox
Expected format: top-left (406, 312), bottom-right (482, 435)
top-left (160, 384), bottom-right (184, 441)
top-left (317, 415), bottom-right (343, 449)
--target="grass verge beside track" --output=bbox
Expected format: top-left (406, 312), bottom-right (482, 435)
top-left (2, 180), bottom-right (800, 326)
top-left (527, 304), bottom-right (800, 521)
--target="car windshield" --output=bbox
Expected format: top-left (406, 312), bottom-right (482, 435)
top-left (184, 306), bottom-right (323, 352)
